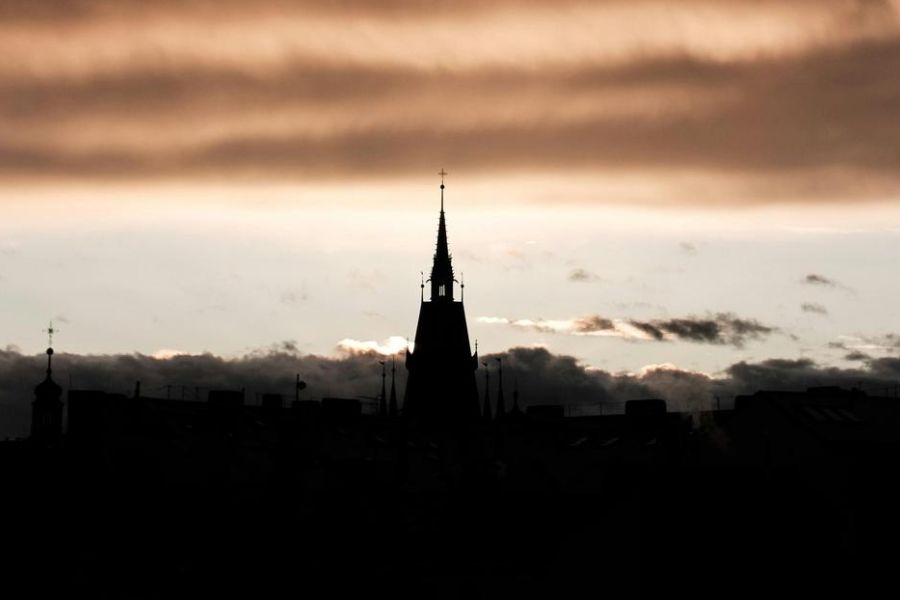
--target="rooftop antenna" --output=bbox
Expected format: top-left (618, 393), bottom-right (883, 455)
top-left (420, 271), bottom-right (425, 301)
top-left (461, 271), bottom-right (464, 302)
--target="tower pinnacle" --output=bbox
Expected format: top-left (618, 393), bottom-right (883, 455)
top-left (430, 173), bottom-right (455, 302)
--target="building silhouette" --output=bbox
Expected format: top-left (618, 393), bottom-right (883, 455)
top-left (404, 175), bottom-right (479, 422)
top-left (31, 345), bottom-right (63, 443)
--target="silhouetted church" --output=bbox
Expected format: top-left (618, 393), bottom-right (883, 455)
top-left (31, 345), bottom-right (63, 443)
top-left (404, 174), bottom-right (480, 422)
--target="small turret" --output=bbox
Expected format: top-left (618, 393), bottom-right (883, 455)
top-left (31, 323), bottom-right (64, 443)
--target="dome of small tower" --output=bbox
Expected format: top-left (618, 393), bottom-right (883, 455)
top-left (34, 347), bottom-right (62, 399)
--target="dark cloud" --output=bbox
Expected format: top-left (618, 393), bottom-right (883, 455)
top-left (804, 274), bottom-right (837, 286)
top-left (572, 315), bottom-right (615, 333)
top-left (1, 19), bottom-right (900, 203)
top-left (628, 313), bottom-right (775, 347)
top-left (722, 357), bottom-right (899, 396)
top-left (5, 344), bottom-right (900, 437)
top-left (628, 320), bottom-right (665, 341)
top-left (483, 312), bottom-right (776, 346)
top-left (0, 343), bottom-right (399, 438)
top-left (801, 302), bottom-right (828, 315)
top-left (0, 0), bottom-right (597, 22)
top-left (567, 268), bottom-right (601, 283)
top-left (845, 351), bottom-right (870, 361)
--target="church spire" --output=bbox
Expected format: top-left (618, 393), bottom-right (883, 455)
top-left (403, 170), bottom-right (480, 423)
top-left (430, 169), bottom-right (455, 302)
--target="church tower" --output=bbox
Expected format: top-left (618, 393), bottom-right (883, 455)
top-left (404, 172), bottom-right (480, 422)
top-left (31, 323), bottom-right (63, 444)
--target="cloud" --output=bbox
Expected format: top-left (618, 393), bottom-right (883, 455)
top-left (722, 356), bottom-right (899, 395)
top-left (151, 349), bottom-right (190, 360)
top-left (480, 312), bottom-right (776, 347)
top-left (0, 240), bottom-right (20, 256)
top-left (478, 315), bottom-right (619, 336)
top-left (0, 1), bottom-right (900, 205)
top-left (336, 335), bottom-right (409, 356)
top-left (279, 290), bottom-right (309, 306)
top-left (573, 315), bottom-right (616, 333)
top-left (567, 268), bottom-right (602, 283)
top-left (828, 333), bottom-right (900, 354)
top-left (804, 273), bottom-right (837, 286)
top-left (5, 343), bottom-right (900, 437)
top-left (800, 302), bottom-right (828, 315)
top-left (679, 242), bottom-right (698, 255)
top-left (636, 314), bottom-right (775, 346)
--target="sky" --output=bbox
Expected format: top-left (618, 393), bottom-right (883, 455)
top-left (3, 0), bottom-right (900, 417)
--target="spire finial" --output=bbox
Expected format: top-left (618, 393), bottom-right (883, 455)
top-left (44, 320), bottom-right (56, 348)
top-left (43, 321), bottom-right (57, 374)
top-left (438, 168), bottom-right (447, 211)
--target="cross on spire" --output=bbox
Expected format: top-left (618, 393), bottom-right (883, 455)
top-left (44, 321), bottom-right (57, 348)
top-left (438, 168), bottom-right (448, 212)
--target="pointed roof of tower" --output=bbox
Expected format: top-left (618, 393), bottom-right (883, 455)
top-left (432, 192), bottom-right (454, 280)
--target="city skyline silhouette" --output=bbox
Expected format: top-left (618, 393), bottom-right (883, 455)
top-left (3, 2), bottom-right (900, 598)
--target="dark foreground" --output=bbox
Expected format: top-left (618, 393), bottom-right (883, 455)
top-left (4, 387), bottom-right (899, 599)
